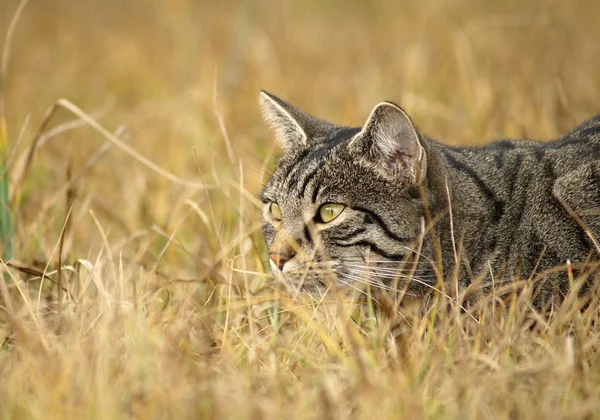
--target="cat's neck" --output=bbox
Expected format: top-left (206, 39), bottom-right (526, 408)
top-left (422, 138), bottom-right (498, 276)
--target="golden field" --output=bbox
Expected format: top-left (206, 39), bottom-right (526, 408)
top-left (1, 0), bottom-right (600, 418)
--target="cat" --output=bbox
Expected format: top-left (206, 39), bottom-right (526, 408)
top-left (258, 90), bottom-right (600, 308)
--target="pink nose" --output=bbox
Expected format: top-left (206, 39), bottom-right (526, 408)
top-left (269, 251), bottom-right (295, 271)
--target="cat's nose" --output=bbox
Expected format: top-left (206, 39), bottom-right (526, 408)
top-left (269, 250), bottom-right (295, 271)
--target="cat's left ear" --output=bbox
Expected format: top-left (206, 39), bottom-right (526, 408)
top-left (349, 102), bottom-right (426, 182)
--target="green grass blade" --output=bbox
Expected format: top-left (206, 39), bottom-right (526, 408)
top-left (0, 119), bottom-right (13, 260)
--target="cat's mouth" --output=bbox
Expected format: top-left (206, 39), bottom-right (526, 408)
top-left (271, 262), bottom-right (384, 297)
top-left (270, 254), bottom-right (430, 298)
top-left (273, 259), bottom-right (428, 298)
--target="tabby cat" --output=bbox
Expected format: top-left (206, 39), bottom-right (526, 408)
top-left (259, 91), bottom-right (600, 307)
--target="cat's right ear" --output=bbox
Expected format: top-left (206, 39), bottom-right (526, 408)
top-left (259, 91), bottom-right (308, 151)
top-left (260, 91), bottom-right (335, 152)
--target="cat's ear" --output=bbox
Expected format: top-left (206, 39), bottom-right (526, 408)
top-left (350, 102), bottom-right (426, 181)
top-left (259, 91), bottom-right (333, 152)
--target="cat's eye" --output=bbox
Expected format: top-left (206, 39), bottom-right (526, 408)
top-left (318, 203), bottom-right (345, 223)
top-left (269, 203), bottom-right (282, 220)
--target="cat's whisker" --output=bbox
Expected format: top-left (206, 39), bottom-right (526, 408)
top-left (342, 264), bottom-right (432, 275)
top-left (338, 273), bottom-right (401, 293)
top-left (392, 276), bottom-right (479, 322)
top-left (336, 277), bottom-right (373, 298)
top-left (344, 254), bottom-right (436, 265)
top-left (343, 258), bottom-right (425, 264)
top-left (339, 277), bottom-right (396, 295)
top-left (340, 269), bottom-right (477, 321)
top-left (336, 277), bottom-right (410, 317)
top-left (340, 274), bottom-right (418, 298)
top-left (346, 267), bottom-right (437, 281)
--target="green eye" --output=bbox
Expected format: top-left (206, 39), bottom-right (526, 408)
top-left (318, 203), bottom-right (345, 223)
top-left (270, 203), bottom-right (282, 220)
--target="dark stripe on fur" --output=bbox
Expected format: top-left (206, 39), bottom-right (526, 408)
top-left (281, 149), bottom-right (310, 194)
top-left (443, 151), bottom-right (505, 223)
top-left (311, 182), bottom-right (321, 203)
top-left (353, 206), bottom-right (411, 243)
top-left (308, 127), bottom-right (361, 161)
top-left (294, 127), bottom-right (361, 198)
top-left (328, 227), bottom-right (366, 243)
top-left (303, 226), bottom-right (313, 246)
top-left (507, 153), bottom-right (524, 199)
top-left (299, 165), bottom-right (318, 197)
top-left (336, 240), bottom-right (406, 260)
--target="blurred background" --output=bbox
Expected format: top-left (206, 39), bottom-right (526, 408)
top-left (1, 0), bottom-right (599, 272)
top-left (2, 1), bottom-right (600, 417)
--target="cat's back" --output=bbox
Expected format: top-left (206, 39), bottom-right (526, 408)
top-left (438, 114), bottom-right (600, 180)
top-left (433, 114), bottom-right (600, 288)
top-left (537, 114), bottom-right (600, 164)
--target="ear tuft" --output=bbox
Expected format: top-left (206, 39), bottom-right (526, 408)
top-left (259, 91), bottom-right (307, 151)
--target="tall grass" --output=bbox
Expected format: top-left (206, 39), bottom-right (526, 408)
top-left (0, 0), bottom-right (600, 418)
top-left (0, 0), bottom-right (25, 261)
top-left (0, 114), bottom-right (12, 261)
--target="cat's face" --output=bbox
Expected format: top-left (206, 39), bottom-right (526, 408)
top-left (259, 91), bottom-right (430, 295)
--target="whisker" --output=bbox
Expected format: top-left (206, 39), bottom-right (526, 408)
top-left (344, 256), bottom-right (435, 264)
top-left (336, 277), bottom-right (372, 298)
top-left (343, 264), bottom-right (433, 275)
top-left (336, 277), bottom-right (410, 318)
top-left (347, 267), bottom-right (437, 281)
top-left (339, 273), bottom-right (401, 294)
top-left (340, 275), bottom-right (419, 300)
top-left (340, 269), bottom-right (479, 323)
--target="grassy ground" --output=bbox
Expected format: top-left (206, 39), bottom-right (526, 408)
top-left (1, 0), bottom-right (600, 418)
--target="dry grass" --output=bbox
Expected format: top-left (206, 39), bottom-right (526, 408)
top-left (1, 0), bottom-right (600, 418)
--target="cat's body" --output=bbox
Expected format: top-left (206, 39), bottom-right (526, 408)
top-left (426, 123), bottom-right (600, 304)
top-left (259, 91), bottom-right (600, 307)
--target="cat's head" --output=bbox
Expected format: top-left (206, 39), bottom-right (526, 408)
top-left (259, 91), bottom-right (433, 296)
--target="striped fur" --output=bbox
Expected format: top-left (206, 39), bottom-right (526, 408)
top-left (259, 91), bottom-right (600, 307)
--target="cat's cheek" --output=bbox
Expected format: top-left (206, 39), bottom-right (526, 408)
top-left (261, 224), bottom-right (277, 247)
top-left (281, 260), bottom-right (298, 274)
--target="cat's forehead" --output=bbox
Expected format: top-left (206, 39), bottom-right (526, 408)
top-left (265, 127), bottom-right (358, 187)
top-left (263, 142), bottom-right (402, 208)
